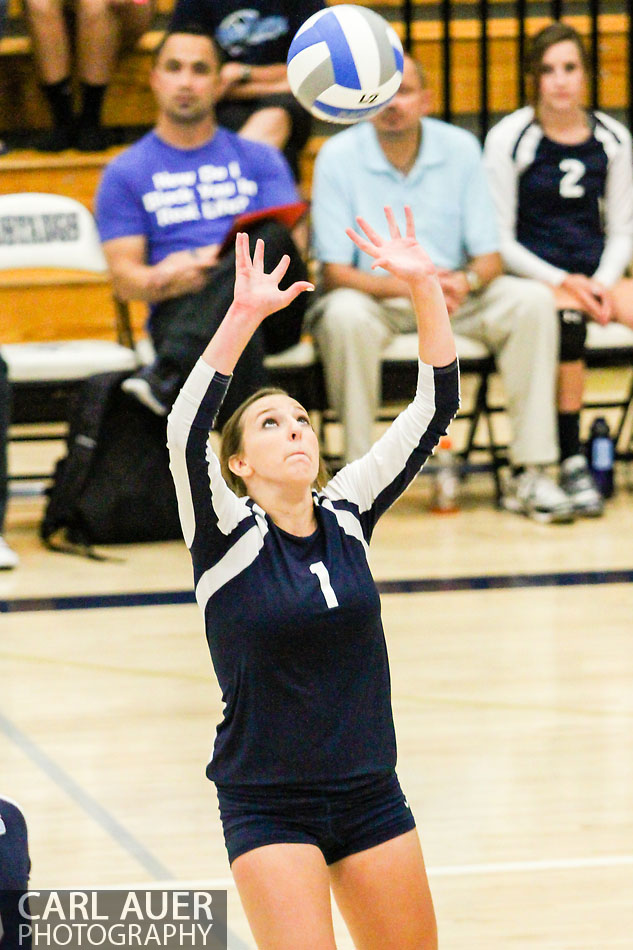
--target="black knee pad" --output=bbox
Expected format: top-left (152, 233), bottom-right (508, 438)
top-left (558, 309), bottom-right (587, 362)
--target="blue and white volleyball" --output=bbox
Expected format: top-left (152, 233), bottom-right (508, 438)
top-left (286, 5), bottom-right (404, 125)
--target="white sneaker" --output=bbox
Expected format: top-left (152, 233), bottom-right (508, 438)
top-left (0, 536), bottom-right (19, 569)
top-left (560, 454), bottom-right (604, 517)
top-left (502, 468), bottom-right (575, 524)
top-left (121, 375), bottom-right (169, 416)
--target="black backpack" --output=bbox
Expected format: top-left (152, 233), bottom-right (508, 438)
top-left (41, 370), bottom-right (183, 554)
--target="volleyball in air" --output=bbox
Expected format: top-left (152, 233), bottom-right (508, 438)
top-left (286, 5), bottom-right (404, 125)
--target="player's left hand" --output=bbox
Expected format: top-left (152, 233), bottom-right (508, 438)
top-left (346, 206), bottom-right (437, 285)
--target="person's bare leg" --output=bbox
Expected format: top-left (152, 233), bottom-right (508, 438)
top-left (74, 0), bottom-right (154, 149)
top-left (329, 830), bottom-right (437, 950)
top-left (558, 360), bottom-right (584, 413)
top-left (231, 843), bottom-right (337, 950)
top-left (76, 0), bottom-right (119, 85)
top-left (610, 277), bottom-right (633, 327)
top-left (239, 106), bottom-right (292, 151)
top-left (25, 0), bottom-right (74, 149)
top-left (24, 0), bottom-right (70, 83)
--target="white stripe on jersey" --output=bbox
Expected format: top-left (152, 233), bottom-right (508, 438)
top-left (169, 437), bottom-right (197, 548)
top-left (320, 498), bottom-right (369, 556)
top-left (593, 110), bottom-right (627, 160)
top-left (195, 516), bottom-right (269, 613)
top-left (513, 122), bottom-right (542, 174)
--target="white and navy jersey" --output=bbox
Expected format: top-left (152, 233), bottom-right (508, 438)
top-left (167, 357), bottom-right (459, 786)
top-left (484, 106), bottom-right (633, 286)
top-left (0, 797), bottom-right (31, 950)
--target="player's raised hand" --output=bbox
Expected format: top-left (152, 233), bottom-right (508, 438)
top-left (233, 232), bottom-right (314, 321)
top-left (346, 206), bottom-right (436, 285)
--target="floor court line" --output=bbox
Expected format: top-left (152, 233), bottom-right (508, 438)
top-left (2, 566), bottom-right (633, 615)
top-left (114, 853), bottom-right (633, 891)
top-left (0, 709), bottom-right (252, 949)
top-left (0, 707), bottom-right (175, 881)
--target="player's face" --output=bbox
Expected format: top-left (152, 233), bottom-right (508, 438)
top-left (371, 56), bottom-right (431, 136)
top-left (538, 40), bottom-right (587, 113)
top-left (151, 34), bottom-right (220, 124)
top-left (230, 394), bottom-right (320, 488)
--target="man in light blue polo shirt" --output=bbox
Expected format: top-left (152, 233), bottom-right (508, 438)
top-left (307, 55), bottom-right (572, 523)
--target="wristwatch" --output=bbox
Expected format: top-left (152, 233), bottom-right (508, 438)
top-left (239, 64), bottom-right (252, 83)
top-left (464, 268), bottom-right (483, 294)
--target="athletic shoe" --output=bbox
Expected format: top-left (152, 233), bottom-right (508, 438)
top-left (0, 536), bottom-right (19, 569)
top-left (560, 454), bottom-right (604, 517)
top-left (501, 468), bottom-right (575, 524)
top-left (122, 368), bottom-right (172, 416)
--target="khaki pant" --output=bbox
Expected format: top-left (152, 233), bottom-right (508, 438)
top-left (306, 275), bottom-right (559, 466)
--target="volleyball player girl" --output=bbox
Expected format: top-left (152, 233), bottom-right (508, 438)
top-left (484, 22), bottom-right (633, 516)
top-left (167, 205), bottom-right (458, 950)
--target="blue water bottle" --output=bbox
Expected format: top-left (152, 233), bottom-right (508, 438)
top-left (586, 416), bottom-right (615, 498)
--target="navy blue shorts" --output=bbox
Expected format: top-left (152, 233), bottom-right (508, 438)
top-left (216, 771), bottom-right (416, 866)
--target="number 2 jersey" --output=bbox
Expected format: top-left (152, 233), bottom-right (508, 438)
top-left (484, 105), bottom-right (633, 286)
top-left (167, 357), bottom-right (459, 787)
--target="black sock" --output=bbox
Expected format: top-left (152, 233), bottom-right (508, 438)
top-left (42, 77), bottom-right (74, 128)
top-left (558, 411), bottom-right (581, 462)
top-left (79, 82), bottom-right (107, 128)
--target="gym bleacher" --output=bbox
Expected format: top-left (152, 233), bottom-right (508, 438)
top-left (2, 0), bottom-right (633, 484)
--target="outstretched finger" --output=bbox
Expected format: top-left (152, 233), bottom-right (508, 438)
top-left (253, 237), bottom-right (265, 271)
top-left (404, 205), bottom-right (416, 239)
top-left (278, 281), bottom-right (315, 308)
top-left (269, 253), bottom-right (291, 284)
top-left (384, 206), bottom-right (401, 240)
top-left (346, 227), bottom-right (379, 258)
top-left (355, 215), bottom-right (384, 247)
top-left (235, 232), bottom-right (251, 269)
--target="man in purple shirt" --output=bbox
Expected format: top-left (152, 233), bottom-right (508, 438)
top-left (96, 28), bottom-right (308, 421)
top-left (169, 0), bottom-right (324, 177)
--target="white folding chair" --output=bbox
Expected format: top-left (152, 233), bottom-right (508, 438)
top-left (0, 192), bottom-right (140, 479)
top-left (585, 321), bottom-right (633, 457)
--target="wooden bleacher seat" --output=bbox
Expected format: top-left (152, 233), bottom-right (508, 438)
top-left (0, 0), bottom-right (630, 486)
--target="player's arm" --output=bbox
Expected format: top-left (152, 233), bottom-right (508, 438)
top-left (102, 235), bottom-right (220, 304)
top-left (594, 124), bottom-right (633, 287)
top-left (436, 252), bottom-right (502, 314)
top-left (326, 207), bottom-right (459, 519)
top-left (217, 62), bottom-right (290, 100)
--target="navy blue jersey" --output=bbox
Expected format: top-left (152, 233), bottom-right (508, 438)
top-left (484, 106), bottom-right (633, 286)
top-left (0, 798), bottom-right (31, 950)
top-left (517, 131), bottom-right (607, 275)
top-left (167, 357), bottom-right (459, 786)
top-left (170, 0), bottom-right (325, 66)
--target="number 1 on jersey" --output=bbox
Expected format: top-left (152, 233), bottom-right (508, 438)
top-left (310, 561), bottom-right (339, 608)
